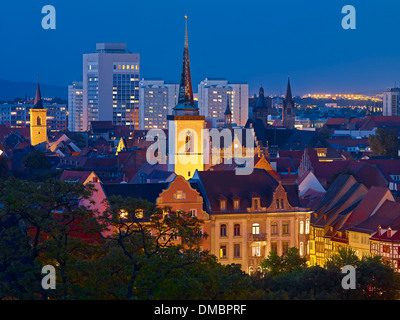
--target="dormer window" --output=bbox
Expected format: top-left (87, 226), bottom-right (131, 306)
top-left (220, 199), bottom-right (227, 211)
top-left (233, 199), bottom-right (240, 210)
top-left (252, 197), bottom-right (261, 211)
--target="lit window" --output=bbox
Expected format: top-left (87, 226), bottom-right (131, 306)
top-left (175, 190), bottom-right (185, 200)
top-left (189, 209), bottom-right (197, 217)
top-left (300, 221), bottom-right (304, 234)
top-left (252, 223), bottom-right (260, 235)
top-left (252, 245), bottom-right (261, 257)
top-left (220, 246), bottom-right (227, 259)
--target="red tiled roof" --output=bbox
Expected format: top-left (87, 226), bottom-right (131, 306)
top-left (347, 200), bottom-right (400, 234)
top-left (339, 186), bottom-right (391, 231)
top-left (60, 170), bottom-right (94, 184)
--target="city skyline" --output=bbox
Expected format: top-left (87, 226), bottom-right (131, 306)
top-left (0, 0), bottom-right (399, 97)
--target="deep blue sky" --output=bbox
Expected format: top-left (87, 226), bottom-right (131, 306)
top-left (0, 0), bottom-right (399, 96)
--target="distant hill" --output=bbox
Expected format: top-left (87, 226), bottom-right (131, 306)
top-left (0, 79), bottom-right (67, 101)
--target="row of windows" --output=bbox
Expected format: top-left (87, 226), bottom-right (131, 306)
top-left (219, 241), bottom-right (304, 259)
top-left (219, 220), bottom-right (310, 237)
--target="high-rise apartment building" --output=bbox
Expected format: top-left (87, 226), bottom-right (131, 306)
top-left (138, 79), bottom-right (179, 130)
top-left (83, 43), bottom-right (140, 130)
top-left (68, 81), bottom-right (84, 132)
top-left (198, 78), bottom-right (248, 127)
top-left (383, 87), bottom-right (400, 116)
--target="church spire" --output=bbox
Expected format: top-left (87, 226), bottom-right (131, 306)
top-left (285, 76), bottom-right (293, 103)
top-left (176, 14), bottom-right (195, 109)
top-left (34, 77), bottom-right (44, 109)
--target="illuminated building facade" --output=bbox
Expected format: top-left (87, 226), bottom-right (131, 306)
top-left (30, 80), bottom-right (47, 147)
top-left (83, 43), bottom-right (140, 130)
top-left (68, 81), bottom-right (84, 132)
top-left (198, 78), bottom-right (248, 127)
top-left (139, 79), bottom-right (179, 130)
top-left (383, 87), bottom-right (400, 116)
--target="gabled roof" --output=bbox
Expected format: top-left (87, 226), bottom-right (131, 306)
top-left (102, 182), bottom-right (169, 204)
top-left (60, 170), bottom-right (96, 184)
top-left (347, 200), bottom-right (400, 234)
top-left (339, 186), bottom-right (392, 231)
top-left (194, 168), bottom-right (301, 213)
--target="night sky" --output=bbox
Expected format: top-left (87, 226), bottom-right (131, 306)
top-left (1, 0), bottom-right (399, 96)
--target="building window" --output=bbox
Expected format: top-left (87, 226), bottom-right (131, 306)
top-left (252, 223), bottom-right (260, 235)
top-left (220, 200), bottom-right (227, 211)
top-left (234, 224), bottom-right (241, 236)
top-left (189, 209), bottom-right (197, 217)
top-left (220, 245), bottom-right (227, 259)
top-left (233, 199), bottom-right (240, 210)
top-left (282, 222), bottom-right (289, 235)
top-left (252, 245), bottom-right (261, 257)
top-left (300, 242), bottom-right (304, 256)
top-left (37, 116), bottom-right (42, 126)
top-left (220, 224), bottom-right (227, 237)
top-left (300, 221), bottom-right (304, 235)
top-left (271, 242), bottom-right (277, 253)
top-left (383, 245), bottom-right (390, 254)
top-left (271, 222), bottom-right (278, 235)
top-left (175, 190), bottom-right (185, 200)
top-left (185, 131), bottom-right (193, 153)
top-left (253, 198), bottom-right (259, 211)
top-left (282, 241), bottom-right (289, 255)
top-left (234, 244), bottom-right (241, 258)
top-left (305, 219), bottom-right (310, 234)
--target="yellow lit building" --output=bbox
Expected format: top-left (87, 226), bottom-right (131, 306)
top-left (30, 80), bottom-right (47, 147)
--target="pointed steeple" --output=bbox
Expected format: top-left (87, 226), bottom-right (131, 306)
top-left (34, 77), bottom-right (44, 109)
top-left (173, 15), bottom-right (198, 115)
top-left (285, 76), bottom-right (293, 103)
top-left (178, 16), bottom-right (194, 106)
top-left (224, 98), bottom-right (232, 116)
top-left (282, 76), bottom-right (295, 129)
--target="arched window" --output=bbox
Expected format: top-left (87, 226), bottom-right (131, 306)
top-left (305, 219), bottom-right (310, 234)
top-left (252, 223), bottom-right (260, 235)
top-left (300, 221), bottom-right (304, 234)
top-left (37, 116), bottom-right (41, 126)
top-left (185, 131), bottom-right (193, 153)
top-left (249, 266), bottom-right (254, 275)
top-left (220, 224), bottom-right (227, 237)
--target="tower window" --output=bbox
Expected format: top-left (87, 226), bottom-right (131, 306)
top-left (37, 116), bottom-right (41, 126)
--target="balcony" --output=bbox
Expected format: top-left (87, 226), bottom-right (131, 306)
top-left (249, 233), bottom-right (267, 241)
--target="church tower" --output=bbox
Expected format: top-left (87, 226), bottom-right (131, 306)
top-left (224, 98), bottom-right (232, 128)
top-left (167, 15), bottom-right (205, 180)
top-left (30, 79), bottom-right (47, 148)
top-left (282, 77), bottom-right (295, 129)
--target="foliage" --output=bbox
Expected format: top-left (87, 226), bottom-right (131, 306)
top-left (22, 149), bottom-right (52, 169)
top-left (260, 247), bottom-right (307, 276)
top-left (0, 155), bottom-right (9, 179)
top-left (257, 247), bottom-right (400, 300)
top-left (369, 127), bottom-right (399, 158)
